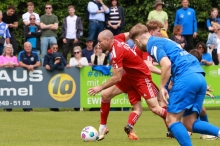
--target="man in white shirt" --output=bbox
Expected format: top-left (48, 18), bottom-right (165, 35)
top-left (22, 2), bottom-right (40, 25)
top-left (61, 5), bottom-right (83, 60)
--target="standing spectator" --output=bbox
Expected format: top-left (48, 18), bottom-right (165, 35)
top-left (0, 11), bottom-right (10, 55)
top-left (24, 14), bottom-right (42, 56)
top-left (69, 46), bottom-right (89, 67)
top-left (18, 42), bottom-right (40, 112)
top-left (61, 5), bottom-right (83, 60)
top-left (206, 22), bottom-right (220, 65)
top-left (91, 44), bottom-right (108, 65)
top-left (148, 0), bottom-right (168, 32)
top-left (40, 3), bottom-right (58, 63)
top-left (87, 0), bottom-right (109, 45)
top-left (196, 42), bottom-right (213, 66)
top-left (0, 44), bottom-right (18, 112)
top-left (174, 0), bottom-right (197, 52)
top-left (82, 38), bottom-right (94, 65)
top-left (22, 2), bottom-right (40, 25)
top-left (206, 8), bottom-right (220, 36)
top-left (106, 0), bottom-right (124, 35)
top-left (2, 5), bottom-right (18, 55)
top-left (170, 25), bottom-right (187, 50)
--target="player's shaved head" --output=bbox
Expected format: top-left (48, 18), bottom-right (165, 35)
top-left (98, 30), bottom-right (114, 40)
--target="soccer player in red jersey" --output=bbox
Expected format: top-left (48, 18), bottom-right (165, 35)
top-left (88, 30), bottom-right (167, 141)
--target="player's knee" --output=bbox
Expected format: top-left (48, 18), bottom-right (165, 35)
top-left (101, 91), bottom-right (112, 101)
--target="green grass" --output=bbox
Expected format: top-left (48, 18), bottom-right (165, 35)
top-left (0, 111), bottom-right (220, 146)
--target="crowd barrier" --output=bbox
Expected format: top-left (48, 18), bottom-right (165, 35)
top-left (0, 66), bottom-right (220, 108)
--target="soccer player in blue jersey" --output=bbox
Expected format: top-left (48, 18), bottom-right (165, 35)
top-left (129, 23), bottom-right (220, 146)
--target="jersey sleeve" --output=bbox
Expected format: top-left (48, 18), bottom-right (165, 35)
top-left (110, 45), bottom-right (123, 69)
top-left (148, 44), bottom-right (167, 63)
top-left (114, 33), bottom-right (126, 42)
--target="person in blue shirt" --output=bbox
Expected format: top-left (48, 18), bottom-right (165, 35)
top-left (174, 0), bottom-right (197, 52)
top-left (129, 23), bottom-right (220, 146)
top-left (196, 42), bottom-right (213, 66)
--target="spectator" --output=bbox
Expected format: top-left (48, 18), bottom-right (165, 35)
top-left (146, 20), bottom-right (163, 37)
top-left (170, 25), bottom-right (187, 49)
top-left (87, 0), bottom-right (109, 45)
top-left (43, 43), bottom-right (70, 71)
top-left (196, 42), bottom-right (213, 66)
top-left (24, 14), bottom-right (42, 56)
top-left (18, 42), bottom-right (40, 112)
top-left (106, 0), bottom-right (124, 35)
top-left (40, 3), bottom-right (58, 63)
top-left (206, 8), bottom-right (220, 37)
top-left (148, 0), bottom-right (168, 33)
top-left (174, 0), bottom-right (197, 52)
top-left (206, 22), bottom-right (220, 65)
top-left (0, 11), bottom-right (10, 55)
top-left (2, 5), bottom-right (18, 55)
top-left (69, 46), bottom-right (89, 67)
top-left (82, 38), bottom-right (94, 65)
top-left (22, 2), bottom-right (40, 25)
top-left (61, 5), bottom-right (83, 60)
top-left (0, 44), bottom-right (18, 112)
top-left (91, 44), bottom-right (108, 65)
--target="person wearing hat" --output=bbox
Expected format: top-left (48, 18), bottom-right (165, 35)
top-left (82, 38), bottom-right (94, 65)
top-left (148, 0), bottom-right (168, 32)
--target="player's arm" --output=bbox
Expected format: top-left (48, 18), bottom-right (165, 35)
top-left (160, 57), bottom-right (171, 88)
top-left (144, 60), bottom-right (161, 75)
top-left (100, 67), bottom-right (123, 90)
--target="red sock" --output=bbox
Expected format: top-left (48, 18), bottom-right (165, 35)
top-left (161, 106), bottom-right (168, 128)
top-left (127, 112), bottom-right (139, 127)
top-left (100, 98), bottom-right (110, 125)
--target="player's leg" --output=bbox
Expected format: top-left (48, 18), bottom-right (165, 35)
top-left (124, 90), bottom-right (142, 140)
top-left (200, 106), bottom-right (209, 122)
top-left (98, 85), bottom-right (123, 141)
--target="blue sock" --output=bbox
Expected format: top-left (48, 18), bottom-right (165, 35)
top-left (169, 122), bottom-right (192, 146)
top-left (200, 115), bottom-right (209, 122)
top-left (192, 120), bottom-right (219, 136)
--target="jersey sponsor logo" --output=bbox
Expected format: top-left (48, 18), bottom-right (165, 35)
top-left (1, 25), bottom-right (5, 29)
top-left (30, 57), bottom-right (34, 61)
top-left (187, 12), bottom-right (191, 15)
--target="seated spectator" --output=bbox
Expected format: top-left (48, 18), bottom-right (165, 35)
top-left (24, 14), bottom-right (42, 55)
top-left (196, 42), bottom-right (213, 66)
top-left (170, 25), bottom-right (187, 50)
top-left (82, 38), bottom-right (94, 65)
top-left (18, 42), bottom-right (40, 112)
top-left (0, 44), bottom-right (18, 112)
top-left (206, 22), bottom-right (220, 65)
top-left (91, 45), bottom-right (108, 65)
top-left (69, 46), bottom-right (89, 67)
top-left (43, 43), bottom-right (70, 71)
top-left (0, 11), bottom-right (10, 55)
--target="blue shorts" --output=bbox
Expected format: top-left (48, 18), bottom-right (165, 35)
top-left (167, 73), bottom-right (207, 116)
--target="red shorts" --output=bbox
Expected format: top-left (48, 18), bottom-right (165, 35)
top-left (115, 74), bottom-right (159, 105)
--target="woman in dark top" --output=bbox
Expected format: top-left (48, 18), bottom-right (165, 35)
top-left (170, 25), bottom-right (187, 50)
top-left (106, 0), bottom-right (125, 35)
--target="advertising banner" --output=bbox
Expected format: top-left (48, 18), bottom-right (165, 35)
top-left (0, 67), bottom-right (80, 108)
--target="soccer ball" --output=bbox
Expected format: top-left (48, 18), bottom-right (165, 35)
top-left (81, 126), bottom-right (98, 142)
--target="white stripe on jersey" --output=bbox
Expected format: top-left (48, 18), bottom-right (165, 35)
top-left (112, 46), bottom-right (117, 58)
top-left (153, 46), bottom-right (158, 62)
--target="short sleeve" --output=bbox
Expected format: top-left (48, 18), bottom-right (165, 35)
top-left (147, 45), bottom-right (167, 63)
top-left (54, 15), bottom-right (59, 23)
top-left (110, 45), bottom-right (123, 69)
top-left (114, 34), bottom-right (125, 42)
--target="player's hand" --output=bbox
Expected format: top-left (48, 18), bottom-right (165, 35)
top-left (207, 85), bottom-right (214, 92)
top-left (160, 87), bottom-right (169, 104)
top-left (88, 86), bottom-right (103, 96)
top-left (206, 91), bottom-right (214, 98)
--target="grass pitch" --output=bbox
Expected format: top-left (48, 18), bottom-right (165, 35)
top-left (0, 110), bottom-right (220, 146)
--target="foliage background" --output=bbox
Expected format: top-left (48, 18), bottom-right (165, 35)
top-left (0, 0), bottom-right (220, 52)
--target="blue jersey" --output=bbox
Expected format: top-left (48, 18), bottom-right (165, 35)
top-left (146, 36), bottom-right (204, 78)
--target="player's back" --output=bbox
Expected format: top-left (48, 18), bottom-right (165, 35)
top-left (147, 36), bottom-right (204, 77)
top-left (111, 35), bottom-right (151, 79)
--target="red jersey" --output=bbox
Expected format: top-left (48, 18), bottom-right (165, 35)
top-left (133, 45), bottom-right (153, 63)
top-left (110, 34), bottom-right (151, 79)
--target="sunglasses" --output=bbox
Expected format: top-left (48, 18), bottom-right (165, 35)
top-left (74, 51), bottom-right (80, 54)
top-left (53, 47), bottom-right (58, 49)
top-left (198, 46), bottom-right (203, 49)
top-left (45, 7), bottom-right (52, 9)
top-left (30, 18), bottom-right (35, 20)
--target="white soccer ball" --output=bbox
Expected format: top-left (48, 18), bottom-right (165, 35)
top-left (81, 126), bottom-right (98, 142)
